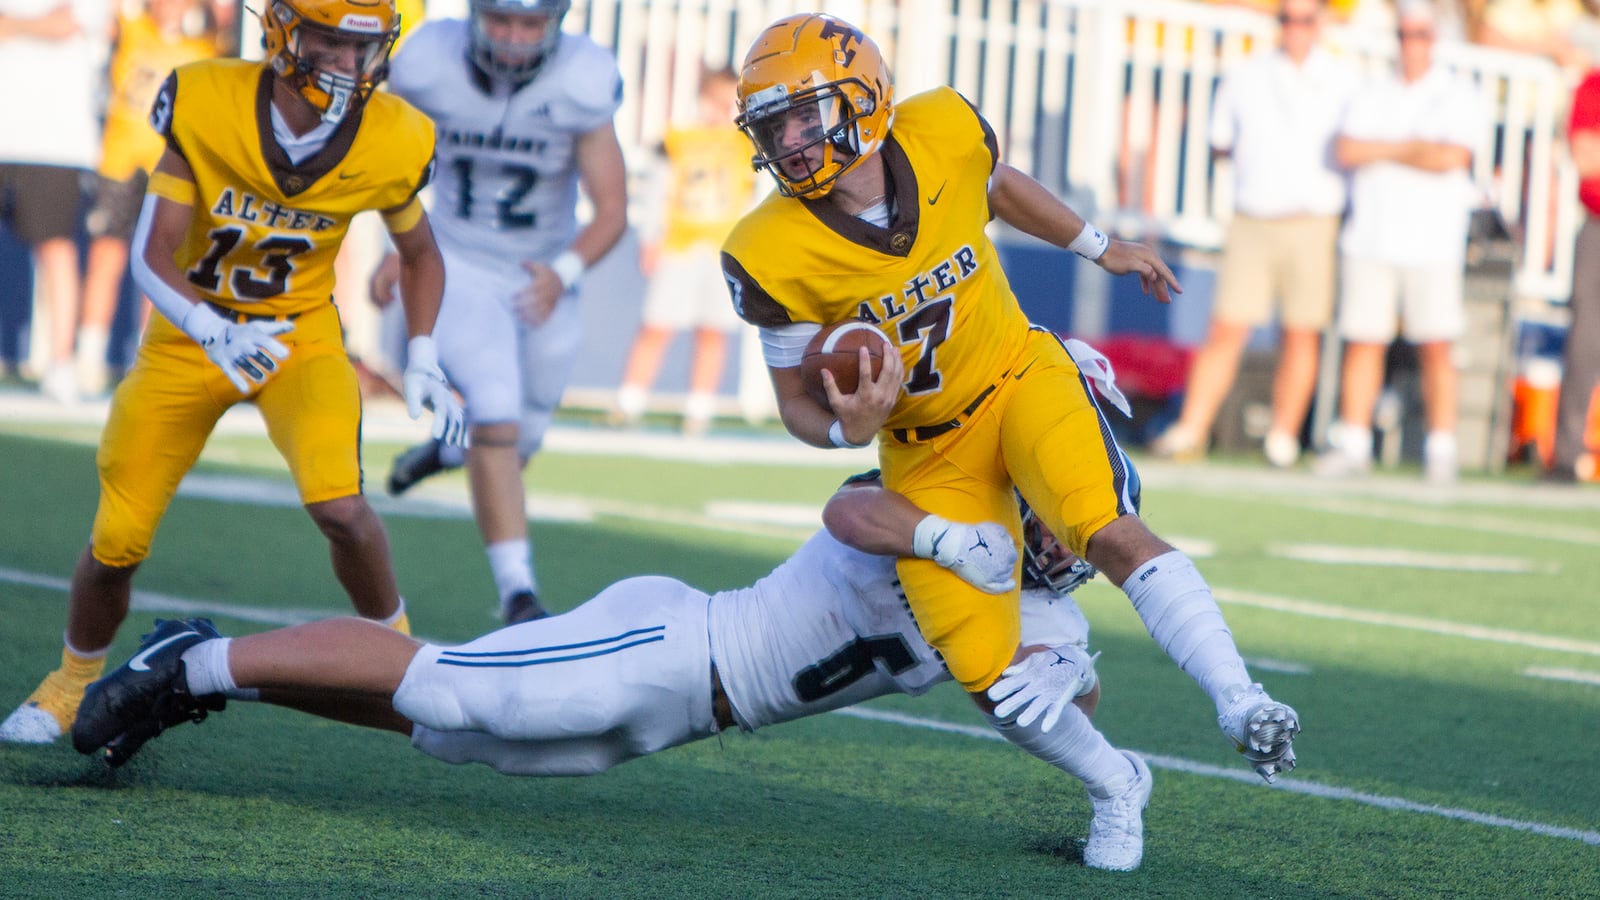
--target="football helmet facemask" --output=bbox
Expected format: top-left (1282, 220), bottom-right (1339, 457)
top-left (735, 14), bottom-right (894, 200)
top-left (469, 0), bottom-right (569, 82)
top-left (1020, 498), bottom-right (1099, 596)
top-left (1018, 460), bottom-right (1142, 596)
top-left (261, 0), bottom-right (399, 125)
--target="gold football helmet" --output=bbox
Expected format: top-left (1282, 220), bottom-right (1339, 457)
top-left (261, 0), bottom-right (399, 125)
top-left (735, 14), bottom-right (894, 199)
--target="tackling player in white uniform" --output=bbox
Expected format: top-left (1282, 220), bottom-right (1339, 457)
top-left (71, 471), bottom-right (1301, 872)
top-left (370, 0), bottom-right (628, 625)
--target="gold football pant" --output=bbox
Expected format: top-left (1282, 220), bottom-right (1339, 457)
top-left (881, 329), bottom-right (1138, 691)
top-left (91, 303), bottom-right (363, 567)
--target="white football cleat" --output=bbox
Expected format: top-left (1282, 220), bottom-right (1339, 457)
top-left (1218, 683), bottom-right (1300, 783)
top-left (1084, 750), bottom-right (1153, 871)
top-left (0, 703), bottom-right (64, 744)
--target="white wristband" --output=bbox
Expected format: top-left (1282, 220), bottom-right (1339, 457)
top-left (550, 250), bottom-right (585, 291)
top-left (1068, 221), bottom-right (1110, 261)
top-left (407, 334), bottom-right (439, 371)
top-left (828, 419), bottom-right (871, 449)
top-left (178, 301), bottom-right (229, 346)
top-left (912, 514), bottom-right (951, 561)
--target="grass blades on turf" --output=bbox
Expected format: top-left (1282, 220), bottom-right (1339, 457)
top-left (1, 427), bottom-right (1597, 898)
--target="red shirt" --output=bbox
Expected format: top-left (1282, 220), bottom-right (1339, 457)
top-left (1575, 70), bottom-right (1600, 217)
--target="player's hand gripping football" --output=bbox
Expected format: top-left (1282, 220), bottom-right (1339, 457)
top-left (180, 302), bottom-right (294, 394)
top-left (822, 340), bottom-right (903, 446)
top-left (402, 335), bottom-right (468, 447)
top-left (1096, 239), bottom-right (1183, 304)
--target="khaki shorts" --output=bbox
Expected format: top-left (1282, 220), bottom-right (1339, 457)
top-left (1212, 214), bottom-right (1339, 329)
top-left (1337, 257), bottom-right (1465, 344)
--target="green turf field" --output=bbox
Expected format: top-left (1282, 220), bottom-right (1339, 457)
top-left (1, 417), bottom-right (1596, 898)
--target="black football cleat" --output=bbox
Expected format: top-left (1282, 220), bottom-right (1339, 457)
top-left (386, 438), bottom-right (446, 496)
top-left (502, 590), bottom-right (551, 625)
top-left (71, 618), bottom-right (226, 762)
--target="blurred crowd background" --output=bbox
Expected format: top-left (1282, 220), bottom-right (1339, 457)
top-left (1, 0), bottom-right (1596, 482)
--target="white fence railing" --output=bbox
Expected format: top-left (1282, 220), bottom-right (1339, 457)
top-left (566, 0), bottom-right (1579, 303)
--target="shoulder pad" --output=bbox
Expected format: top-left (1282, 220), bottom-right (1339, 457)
top-left (554, 34), bottom-right (623, 126)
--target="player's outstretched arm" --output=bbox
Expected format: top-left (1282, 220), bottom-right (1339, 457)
top-left (987, 163), bottom-right (1181, 303)
top-left (386, 209), bottom-right (467, 446)
top-left (822, 477), bottom-right (1017, 594)
top-left (130, 148), bottom-right (293, 393)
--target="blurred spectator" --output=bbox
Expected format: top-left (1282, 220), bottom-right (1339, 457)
top-left (1478, 0), bottom-right (1593, 73)
top-left (611, 68), bottom-right (753, 436)
top-left (1149, 0), bottom-right (1357, 466)
top-left (78, 0), bottom-right (218, 397)
top-left (1546, 67), bottom-right (1600, 482)
top-left (0, 0), bottom-right (110, 402)
top-left (1316, 0), bottom-right (1486, 483)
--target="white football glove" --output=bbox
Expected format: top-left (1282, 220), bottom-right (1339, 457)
top-left (912, 515), bottom-right (1018, 594)
top-left (403, 335), bottom-right (468, 447)
top-left (986, 644), bottom-right (1100, 732)
top-left (179, 302), bottom-right (293, 395)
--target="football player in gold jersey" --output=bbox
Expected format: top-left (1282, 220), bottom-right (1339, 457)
top-left (722, 14), bottom-right (1300, 857)
top-left (0, 0), bottom-right (468, 746)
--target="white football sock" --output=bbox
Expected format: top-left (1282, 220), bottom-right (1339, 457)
top-left (617, 385), bottom-right (647, 418)
top-left (684, 392), bottom-right (716, 423)
top-left (487, 539), bottom-right (537, 606)
top-left (380, 597), bottom-right (408, 628)
top-left (181, 638), bottom-right (237, 697)
top-left (987, 705), bottom-right (1135, 799)
top-left (1121, 550), bottom-right (1251, 715)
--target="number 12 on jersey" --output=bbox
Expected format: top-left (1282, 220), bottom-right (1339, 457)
top-left (451, 158), bottom-right (541, 229)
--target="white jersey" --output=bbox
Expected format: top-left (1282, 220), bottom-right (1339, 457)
top-left (388, 20), bottom-right (623, 272)
top-left (397, 530), bottom-right (1090, 775)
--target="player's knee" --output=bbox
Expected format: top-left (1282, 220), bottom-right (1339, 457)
top-left (306, 494), bottom-right (379, 544)
top-left (517, 410), bottom-right (552, 459)
top-left (89, 518), bottom-right (154, 570)
top-left (470, 420), bottom-right (519, 447)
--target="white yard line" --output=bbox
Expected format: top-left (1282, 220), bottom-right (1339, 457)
top-left (833, 707), bottom-right (1600, 846)
top-left (5, 562), bottom-right (1592, 846)
top-left (1522, 666), bottom-right (1600, 687)
top-left (1280, 497), bottom-right (1600, 548)
top-left (1243, 656), bottom-right (1312, 675)
top-left (1215, 587), bottom-right (1600, 657)
top-left (1267, 543), bottom-right (1558, 574)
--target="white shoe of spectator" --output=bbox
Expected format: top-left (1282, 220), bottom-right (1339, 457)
top-left (1424, 432), bottom-right (1458, 485)
top-left (1148, 426), bottom-right (1203, 461)
top-left (1263, 430), bottom-right (1300, 468)
top-left (40, 362), bottom-right (78, 405)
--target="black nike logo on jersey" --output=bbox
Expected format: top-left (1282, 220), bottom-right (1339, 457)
top-left (338, 171), bottom-right (363, 180)
top-left (928, 181), bottom-right (948, 205)
top-left (1012, 360), bottom-right (1037, 380)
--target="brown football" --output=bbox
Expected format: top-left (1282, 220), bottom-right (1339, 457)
top-left (800, 321), bottom-right (890, 408)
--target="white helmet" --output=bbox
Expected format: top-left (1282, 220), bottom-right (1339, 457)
top-left (469, 0), bottom-right (569, 81)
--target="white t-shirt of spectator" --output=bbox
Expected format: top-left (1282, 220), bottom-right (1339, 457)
top-left (1210, 46), bottom-right (1358, 219)
top-left (1339, 64), bottom-right (1485, 268)
top-left (0, 0), bottom-right (109, 169)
